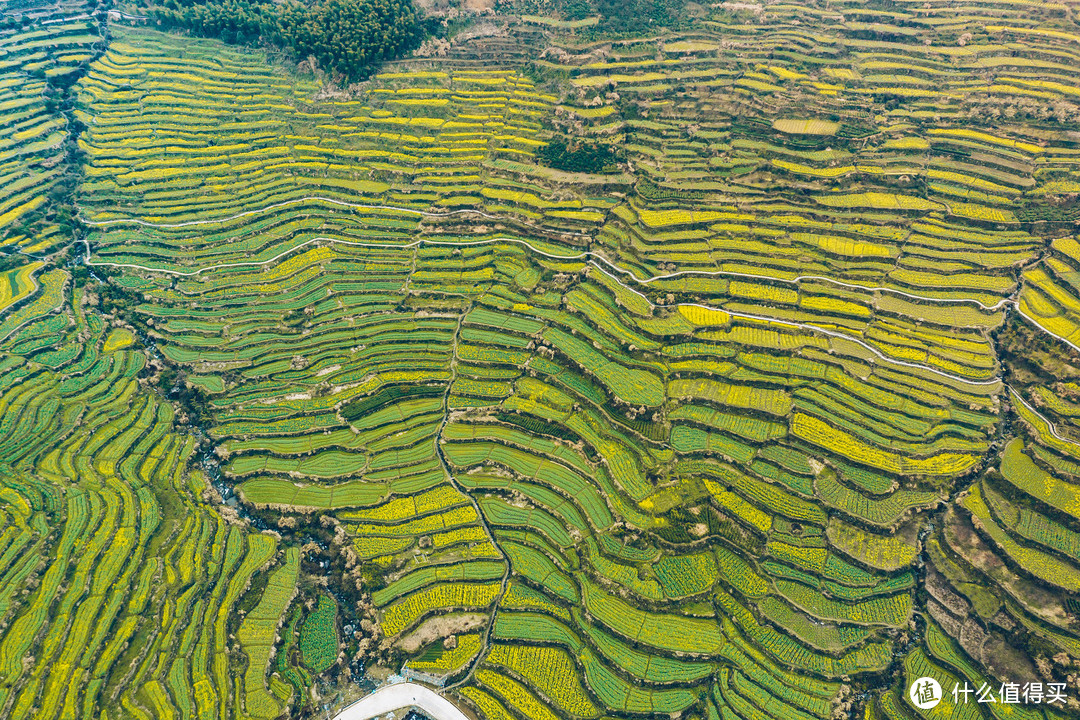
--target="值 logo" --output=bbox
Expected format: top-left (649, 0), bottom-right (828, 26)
top-left (910, 677), bottom-right (942, 710)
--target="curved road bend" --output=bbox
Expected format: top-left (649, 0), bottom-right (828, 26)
top-left (332, 682), bottom-right (470, 720)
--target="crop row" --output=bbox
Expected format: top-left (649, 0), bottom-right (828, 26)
top-left (0, 277), bottom-right (306, 718)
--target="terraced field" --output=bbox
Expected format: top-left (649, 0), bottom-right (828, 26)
top-left (0, 0), bottom-right (101, 254)
top-left (1, 0), bottom-right (1080, 718)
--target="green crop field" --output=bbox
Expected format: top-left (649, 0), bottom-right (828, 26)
top-left (299, 595), bottom-right (339, 673)
top-left (2, 0), bottom-right (1080, 718)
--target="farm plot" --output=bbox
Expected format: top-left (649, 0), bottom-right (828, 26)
top-left (299, 595), bottom-right (339, 673)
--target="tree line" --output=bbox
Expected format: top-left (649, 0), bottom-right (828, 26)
top-left (150, 0), bottom-right (423, 82)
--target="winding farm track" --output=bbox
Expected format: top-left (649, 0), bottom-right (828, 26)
top-left (330, 682), bottom-right (471, 720)
top-left (78, 200), bottom-right (1018, 386)
top-left (1008, 388), bottom-right (1080, 450)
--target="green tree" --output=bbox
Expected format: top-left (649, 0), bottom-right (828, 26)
top-left (150, 0), bottom-right (422, 82)
top-left (279, 0), bottom-right (421, 81)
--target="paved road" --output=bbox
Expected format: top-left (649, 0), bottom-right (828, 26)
top-left (332, 682), bottom-right (469, 720)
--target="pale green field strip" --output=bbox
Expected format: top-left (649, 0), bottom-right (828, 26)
top-left (239, 478), bottom-right (388, 509)
top-left (237, 547), bottom-right (299, 718)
